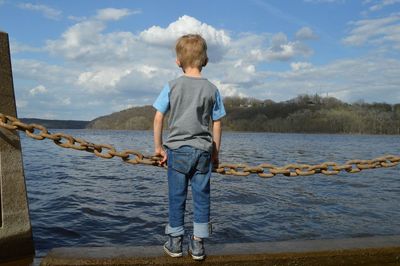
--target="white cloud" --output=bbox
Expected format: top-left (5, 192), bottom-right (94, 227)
top-left (18, 15), bottom-right (319, 119)
top-left (13, 59), bottom-right (78, 85)
top-left (46, 14), bottom-right (313, 69)
top-left (291, 62), bottom-right (313, 71)
top-left (16, 100), bottom-right (28, 108)
top-left (367, 0), bottom-right (400, 12)
top-left (250, 32), bottom-right (313, 61)
top-left (253, 56), bottom-right (400, 103)
top-left (68, 15), bottom-right (87, 22)
top-left (77, 68), bottom-right (133, 93)
top-left (140, 15), bottom-right (231, 62)
top-left (234, 61), bottom-right (256, 74)
top-left (11, 41), bottom-right (42, 54)
top-left (95, 8), bottom-right (140, 21)
top-left (46, 20), bottom-right (105, 60)
top-left (13, 14), bottom-right (400, 120)
top-left (41, 113), bottom-right (56, 119)
top-left (46, 8), bottom-right (142, 62)
top-left (61, 97), bottom-right (71, 105)
top-left (29, 85), bottom-right (48, 95)
top-left (17, 3), bottom-right (62, 20)
top-left (111, 103), bottom-right (135, 112)
top-left (211, 80), bottom-right (247, 98)
top-left (212, 59), bottom-right (259, 86)
top-left (295, 27), bottom-right (318, 40)
top-left (343, 14), bottom-right (400, 50)
top-left (137, 65), bottom-right (158, 78)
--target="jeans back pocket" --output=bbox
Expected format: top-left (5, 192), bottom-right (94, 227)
top-left (195, 152), bottom-right (211, 173)
top-left (169, 150), bottom-right (192, 174)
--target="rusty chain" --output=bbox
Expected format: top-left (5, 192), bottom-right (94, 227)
top-left (1, 113), bottom-right (399, 178)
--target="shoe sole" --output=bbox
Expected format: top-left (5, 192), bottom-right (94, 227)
top-left (163, 245), bottom-right (183, 258)
top-left (188, 249), bottom-right (205, 261)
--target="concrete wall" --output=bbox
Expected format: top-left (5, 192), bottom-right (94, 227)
top-left (40, 235), bottom-right (400, 266)
top-left (0, 31), bottom-right (35, 262)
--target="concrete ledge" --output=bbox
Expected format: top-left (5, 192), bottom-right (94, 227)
top-left (40, 235), bottom-right (400, 265)
top-left (0, 257), bottom-right (33, 266)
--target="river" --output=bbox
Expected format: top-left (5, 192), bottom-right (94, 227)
top-left (20, 130), bottom-right (400, 256)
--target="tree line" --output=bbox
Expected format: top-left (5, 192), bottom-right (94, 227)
top-left (87, 94), bottom-right (400, 134)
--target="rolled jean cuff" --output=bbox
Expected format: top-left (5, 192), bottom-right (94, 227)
top-left (165, 224), bottom-right (184, 237)
top-left (193, 222), bottom-right (212, 238)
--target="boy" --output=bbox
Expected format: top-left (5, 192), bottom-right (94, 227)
top-left (152, 34), bottom-right (226, 260)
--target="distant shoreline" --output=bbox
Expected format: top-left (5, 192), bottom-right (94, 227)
top-left (21, 94), bottom-right (400, 135)
top-left (21, 126), bottom-right (400, 136)
top-left (21, 118), bottom-right (89, 129)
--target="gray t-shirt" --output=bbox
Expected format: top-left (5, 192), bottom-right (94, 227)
top-left (153, 75), bottom-right (226, 152)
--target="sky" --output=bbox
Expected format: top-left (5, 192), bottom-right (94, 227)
top-left (0, 0), bottom-right (399, 120)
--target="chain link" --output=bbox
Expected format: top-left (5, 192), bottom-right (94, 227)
top-left (1, 113), bottom-right (399, 177)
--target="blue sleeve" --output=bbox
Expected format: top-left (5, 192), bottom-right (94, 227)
top-left (212, 89), bottom-right (226, 121)
top-left (153, 84), bottom-right (170, 114)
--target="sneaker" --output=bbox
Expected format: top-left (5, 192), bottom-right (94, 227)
top-left (188, 235), bottom-right (205, 261)
top-left (163, 235), bottom-right (183, 258)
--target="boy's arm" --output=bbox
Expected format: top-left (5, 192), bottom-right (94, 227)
top-left (212, 119), bottom-right (222, 166)
top-left (153, 111), bottom-right (167, 165)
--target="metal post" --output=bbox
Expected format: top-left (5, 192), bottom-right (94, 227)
top-left (0, 31), bottom-right (35, 261)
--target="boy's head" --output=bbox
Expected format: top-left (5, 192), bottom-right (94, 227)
top-left (175, 34), bottom-right (208, 71)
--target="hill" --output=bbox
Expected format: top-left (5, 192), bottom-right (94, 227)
top-left (86, 94), bottom-right (400, 134)
top-left (222, 95), bottom-right (400, 134)
top-left (87, 105), bottom-right (155, 130)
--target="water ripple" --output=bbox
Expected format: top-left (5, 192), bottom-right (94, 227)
top-left (21, 130), bottom-right (400, 256)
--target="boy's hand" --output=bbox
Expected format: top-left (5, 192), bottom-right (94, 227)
top-left (154, 148), bottom-right (167, 166)
top-left (211, 150), bottom-right (219, 167)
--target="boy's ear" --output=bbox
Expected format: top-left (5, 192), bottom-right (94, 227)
top-left (202, 57), bottom-right (208, 67)
top-left (176, 59), bottom-right (181, 67)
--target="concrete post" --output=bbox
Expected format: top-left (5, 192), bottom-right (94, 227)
top-left (0, 32), bottom-right (35, 261)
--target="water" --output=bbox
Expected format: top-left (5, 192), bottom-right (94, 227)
top-left (20, 130), bottom-right (400, 257)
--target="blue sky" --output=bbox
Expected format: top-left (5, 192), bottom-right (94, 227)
top-left (0, 0), bottom-right (399, 120)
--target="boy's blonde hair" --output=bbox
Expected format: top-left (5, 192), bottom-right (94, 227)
top-left (175, 34), bottom-right (208, 70)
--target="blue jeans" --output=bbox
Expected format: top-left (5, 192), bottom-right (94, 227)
top-left (165, 146), bottom-right (212, 238)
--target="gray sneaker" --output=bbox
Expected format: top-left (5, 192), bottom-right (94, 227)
top-left (163, 235), bottom-right (183, 258)
top-left (188, 235), bottom-right (205, 260)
